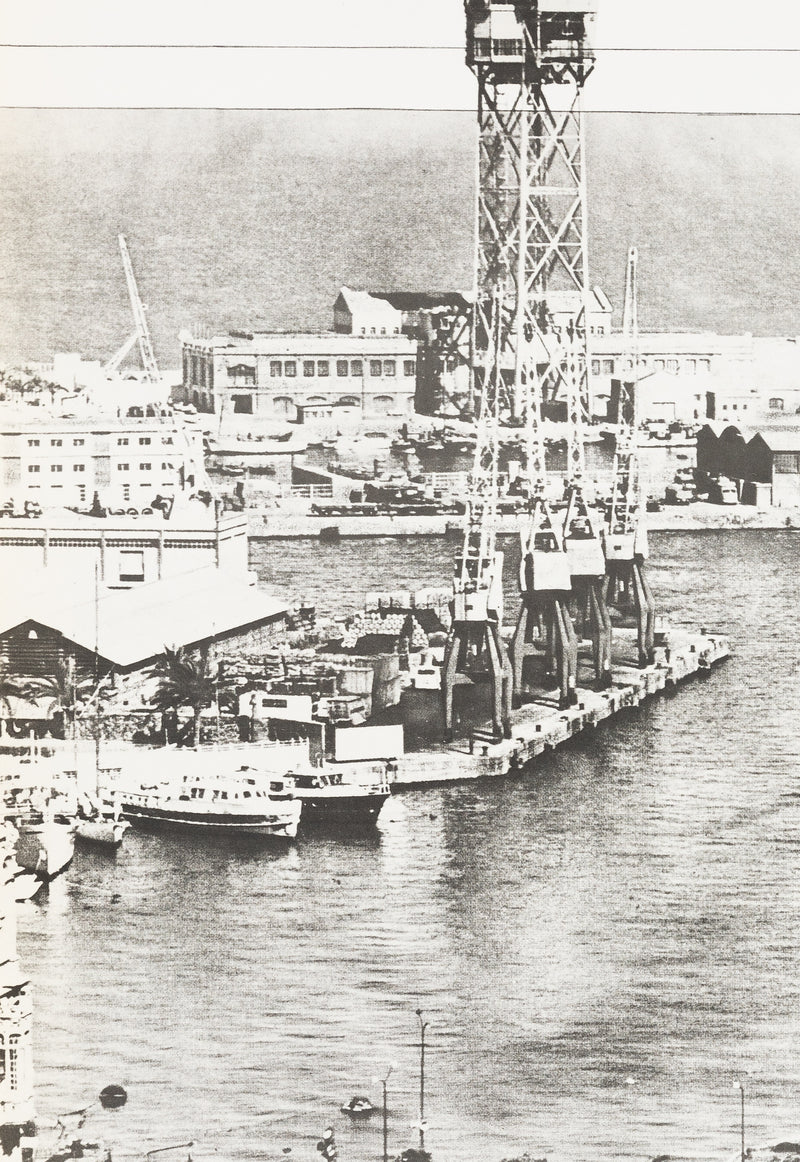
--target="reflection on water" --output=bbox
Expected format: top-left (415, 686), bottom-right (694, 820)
top-left (18, 531), bottom-right (800, 1162)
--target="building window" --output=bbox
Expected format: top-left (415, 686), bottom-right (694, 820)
top-left (51, 439), bottom-right (62, 447)
top-left (351, 359), bottom-right (363, 377)
top-left (73, 464), bottom-right (85, 472)
top-left (380, 327), bottom-right (386, 335)
top-left (232, 395), bottom-right (253, 415)
top-left (27, 438), bottom-right (39, 447)
top-left (666, 359), bottom-right (678, 373)
top-left (317, 360), bottom-right (330, 377)
top-left (370, 359), bottom-right (383, 376)
top-left (337, 360), bottom-right (349, 377)
top-left (273, 396), bottom-right (294, 416)
top-left (139, 437), bottom-right (151, 445)
top-left (373, 395), bottom-right (395, 413)
top-left (118, 463), bottom-right (129, 471)
top-left (493, 37), bottom-right (523, 56)
top-left (51, 464), bottom-right (62, 473)
top-left (774, 452), bottom-right (800, 474)
top-left (77, 485), bottom-right (86, 502)
top-left (163, 436), bottom-right (173, 445)
top-left (303, 360), bottom-right (315, 378)
top-left (404, 360), bottom-right (416, 377)
top-left (654, 358), bottom-right (665, 371)
top-left (383, 360), bottom-right (396, 376)
top-left (118, 437), bottom-right (129, 446)
top-left (769, 397), bottom-right (785, 411)
top-left (119, 550), bottom-right (145, 582)
top-left (602, 359), bottom-right (614, 374)
top-left (161, 462), bottom-right (172, 470)
top-left (698, 358), bottom-right (711, 373)
top-left (73, 438), bottom-right (85, 447)
top-left (139, 462), bottom-right (152, 471)
top-left (27, 465), bottom-right (40, 473)
top-left (228, 363), bottom-right (256, 385)
top-left (122, 484), bottom-right (130, 501)
top-left (687, 358), bottom-right (697, 373)
top-left (7, 1033), bottom-right (19, 1089)
top-left (590, 359), bottom-right (601, 376)
top-left (270, 360), bottom-right (283, 377)
top-left (285, 361), bottom-right (297, 377)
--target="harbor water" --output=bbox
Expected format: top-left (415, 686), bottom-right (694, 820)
top-left (18, 529), bottom-right (800, 1162)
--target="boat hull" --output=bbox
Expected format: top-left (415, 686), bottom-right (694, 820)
top-left (297, 792), bottom-right (388, 827)
top-left (15, 821), bottom-right (75, 881)
top-left (75, 818), bottom-right (130, 847)
top-left (122, 803), bottom-right (300, 839)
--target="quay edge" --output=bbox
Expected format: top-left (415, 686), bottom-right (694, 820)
top-left (392, 628), bottom-right (730, 789)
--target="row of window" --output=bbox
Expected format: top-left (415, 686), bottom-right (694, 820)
top-left (25, 435), bottom-right (173, 448)
top-left (234, 358), bottom-right (416, 381)
top-left (27, 462), bottom-right (175, 473)
top-left (0, 1033), bottom-right (21, 1090)
top-left (591, 356), bottom-right (713, 376)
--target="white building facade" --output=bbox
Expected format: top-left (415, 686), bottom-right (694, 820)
top-left (179, 329), bottom-right (418, 426)
top-left (0, 416), bottom-right (206, 511)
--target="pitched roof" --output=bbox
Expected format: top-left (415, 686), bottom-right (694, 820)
top-left (0, 567), bottom-right (288, 669)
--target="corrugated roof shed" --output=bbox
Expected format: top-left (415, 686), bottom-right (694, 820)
top-left (0, 567), bottom-right (288, 669)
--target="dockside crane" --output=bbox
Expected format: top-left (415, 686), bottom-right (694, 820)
top-left (441, 288), bottom-right (513, 742)
top-left (107, 234), bottom-right (161, 385)
top-left (603, 246), bottom-right (656, 666)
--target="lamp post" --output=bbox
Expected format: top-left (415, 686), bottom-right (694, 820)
top-left (372, 1064), bottom-right (396, 1162)
top-left (415, 1009), bottom-right (429, 1154)
top-left (737, 1081), bottom-right (745, 1162)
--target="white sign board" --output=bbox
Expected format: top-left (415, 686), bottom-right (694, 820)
top-left (334, 724), bottom-right (404, 762)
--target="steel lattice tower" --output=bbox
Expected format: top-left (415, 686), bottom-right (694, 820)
top-left (604, 246), bottom-right (656, 666)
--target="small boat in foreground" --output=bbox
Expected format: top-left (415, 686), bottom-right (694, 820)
top-left (74, 813), bottom-right (130, 848)
top-left (74, 789), bottom-right (130, 849)
top-left (121, 770), bottom-right (302, 839)
top-left (14, 808), bottom-right (75, 881)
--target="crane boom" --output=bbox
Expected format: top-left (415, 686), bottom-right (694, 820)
top-left (604, 246), bottom-right (656, 666)
top-left (118, 234), bottom-right (160, 384)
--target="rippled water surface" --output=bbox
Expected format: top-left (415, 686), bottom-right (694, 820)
top-left (18, 531), bottom-right (800, 1162)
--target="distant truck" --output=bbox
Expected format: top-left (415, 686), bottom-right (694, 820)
top-left (708, 476), bottom-right (738, 505)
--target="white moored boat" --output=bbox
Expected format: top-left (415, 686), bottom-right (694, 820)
top-left (14, 807), bottom-right (75, 881)
top-left (121, 769), bottom-right (302, 839)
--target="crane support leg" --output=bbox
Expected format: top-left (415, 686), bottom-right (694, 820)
top-left (554, 599), bottom-right (579, 710)
top-left (632, 559), bottom-right (656, 667)
top-left (510, 596), bottom-right (578, 710)
top-left (588, 577), bottom-right (613, 688)
top-left (441, 622), bottom-right (513, 744)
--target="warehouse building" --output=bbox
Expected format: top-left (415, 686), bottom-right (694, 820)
top-left (179, 287), bottom-right (419, 427)
top-left (696, 422), bottom-right (800, 507)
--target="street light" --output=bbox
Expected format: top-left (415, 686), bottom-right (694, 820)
top-left (415, 1009), bottom-right (429, 1154)
top-left (735, 1081), bottom-right (745, 1162)
top-left (372, 1064), bottom-right (397, 1162)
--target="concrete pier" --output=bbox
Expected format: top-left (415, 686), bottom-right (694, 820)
top-left (393, 627), bottom-right (729, 788)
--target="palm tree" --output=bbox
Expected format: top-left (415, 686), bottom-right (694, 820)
top-left (30, 658), bottom-right (96, 735)
top-left (0, 668), bottom-right (39, 716)
top-left (148, 646), bottom-right (219, 747)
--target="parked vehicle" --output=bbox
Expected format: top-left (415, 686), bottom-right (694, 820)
top-left (708, 476), bottom-right (738, 505)
top-left (664, 483), bottom-right (694, 506)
